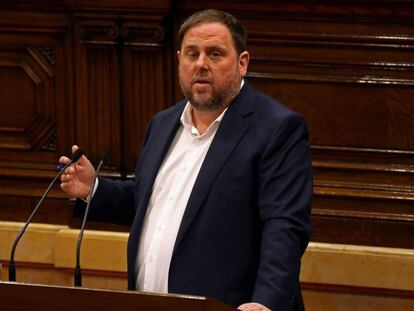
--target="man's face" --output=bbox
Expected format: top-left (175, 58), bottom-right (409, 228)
top-left (178, 22), bottom-right (249, 111)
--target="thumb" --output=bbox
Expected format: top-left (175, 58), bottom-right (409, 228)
top-left (71, 145), bottom-right (88, 166)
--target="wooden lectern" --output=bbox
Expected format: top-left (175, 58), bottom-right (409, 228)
top-left (0, 281), bottom-right (236, 311)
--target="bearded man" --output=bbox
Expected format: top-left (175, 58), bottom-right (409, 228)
top-left (60, 9), bottom-right (312, 311)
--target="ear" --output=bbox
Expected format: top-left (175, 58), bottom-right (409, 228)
top-left (239, 51), bottom-right (249, 78)
top-left (177, 50), bottom-right (181, 62)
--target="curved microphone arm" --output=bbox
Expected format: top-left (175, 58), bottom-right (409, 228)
top-left (9, 149), bottom-right (83, 282)
top-left (74, 150), bottom-right (110, 287)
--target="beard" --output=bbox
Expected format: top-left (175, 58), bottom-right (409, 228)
top-left (179, 70), bottom-right (241, 112)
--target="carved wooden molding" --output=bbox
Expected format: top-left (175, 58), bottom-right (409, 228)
top-left (78, 20), bottom-right (119, 45)
top-left (0, 47), bottom-right (56, 151)
top-left (312, 205), bottom-right (414, 223)
top-left (248, 71), bottom-right (414, 86)
top-left (121, 22), bottom-right (165, 48)
top-left (313, 184), bottom-right (414, 202)
top-left (248, 30), bottom-right (414, 46)
top-left (37, 47), bottom-right (56, 67)
top-left (77, 19), bottom-right (166, 48)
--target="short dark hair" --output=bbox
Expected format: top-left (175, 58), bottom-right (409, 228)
top-left (177, 9), bottom-right (247, 55)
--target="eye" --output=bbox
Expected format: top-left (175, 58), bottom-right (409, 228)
top-left (210, 50), bottom-right (222, 59)
top-left (187, 50), bottom-right (199, 59)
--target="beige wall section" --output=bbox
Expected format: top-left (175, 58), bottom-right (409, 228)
top-left (301, 243), bottom-right (414, 311)
top-left (54, 228), bottom-right (127, 272)
top-left (1, 221), bottom-right (414, 310)
top-left (301, 243), bottom-right (414, 291)
top-left (0, 221), bottom-right (128, 289)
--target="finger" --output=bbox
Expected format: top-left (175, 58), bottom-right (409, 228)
top-left (237, 304), bottom-right (250, 311)
top-left (60, 173), bottom-right (69, 183)
top-left (59, 145), bottom-right (80, 165)
top-left (70, 145), bottom-right (90, 168)
top-left (71, 145), bottom-right (88, 165)
top-left (60, 180), bottom-right (73, 191)
top-left (61, 167), bottom-right (76, 181)
top-left (60, 171), bottom-right (66, 182)
top-left (59, 156), bottom-right (71, 164)
top-left (60, 181), bottom-right (76, 198)
top-left (60, 171), bottom-right (74, 184)
top-left (61, 165), bottom-right (75, 177)
top-left (66, 165), bottom-right (75, 175)
top-left (237, 303), bottom-right (270, 311)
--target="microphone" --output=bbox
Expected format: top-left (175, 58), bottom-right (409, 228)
top-left (74, 150), bottom-right (110, 287)
top-left (9, 148), bottom-right (84, 282)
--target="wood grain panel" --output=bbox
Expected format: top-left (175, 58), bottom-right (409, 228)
top-left (311, 213), bottom-right (414, 248)
top-left (303, 283), bottom-right (414, 311)
top-left (123, 50), bottom-right (165, 173)
top-left (122, 15), bottom-right (174, 174)
top-left (248, 80), bottom-right (414, 150)
top-left (74, 16), bottom-right (122, 173)
top-left (0, 47), bottom-right (56, 151)
top-left (0, 8), bottom-right (73, 224)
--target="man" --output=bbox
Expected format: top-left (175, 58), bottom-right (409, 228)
top-left (60, 9), bottom-right (312, 311)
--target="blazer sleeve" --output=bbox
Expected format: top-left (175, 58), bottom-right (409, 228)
top-left (78, 177), bottom-right (137, 226)
top-left (252, 113), bottom-right (312, 311)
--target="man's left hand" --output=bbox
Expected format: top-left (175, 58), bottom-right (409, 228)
top-left (237, 302), bottom-right (272, 311)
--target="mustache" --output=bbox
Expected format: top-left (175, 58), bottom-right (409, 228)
top-left (191, 72), bottom-right (213, 84)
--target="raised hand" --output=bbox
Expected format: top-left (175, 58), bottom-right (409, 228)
top-left (59, 145), bottom-right (96, 199)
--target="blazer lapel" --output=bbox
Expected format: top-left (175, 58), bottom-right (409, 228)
top-left (173, 83), bottom-right (256, 252)
top-left (137, 106), bottom-right (184, 209)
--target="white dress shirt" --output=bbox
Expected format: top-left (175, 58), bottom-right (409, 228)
top-left (135, 102), bottom-right (227, 293)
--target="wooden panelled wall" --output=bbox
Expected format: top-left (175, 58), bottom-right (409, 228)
top-left (0, 0), bottom-right (414, 248)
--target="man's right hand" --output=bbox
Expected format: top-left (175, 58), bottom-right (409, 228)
top-left (59, 145), bottom-right (96, 199)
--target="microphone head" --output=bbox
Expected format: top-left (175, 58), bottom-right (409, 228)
top-left (70, 149), bottom-right (84, 163)
top-left (99, 150), bottom-right (111, 162)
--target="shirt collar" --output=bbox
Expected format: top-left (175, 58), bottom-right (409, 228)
top-left (180, 102), bottom-right (227, 136)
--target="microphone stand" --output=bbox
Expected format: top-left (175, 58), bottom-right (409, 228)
top-left (74, 150), bottom-right (110, 287)
top-left (9, 149), bottom-right (83, 281)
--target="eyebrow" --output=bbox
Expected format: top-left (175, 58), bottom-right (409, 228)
top-left (183, 44), bottom-right (198, 50)
top-left (183, 43), bottom-right (227, 51)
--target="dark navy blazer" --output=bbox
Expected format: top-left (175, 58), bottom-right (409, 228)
top-left (87, 81), bottom-right (312, 311)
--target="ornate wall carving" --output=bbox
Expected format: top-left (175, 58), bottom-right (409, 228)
top-left (1, 0), bottom-right (414, 247)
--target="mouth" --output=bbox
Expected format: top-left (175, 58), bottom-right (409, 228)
top-left (192, 79), bottom-right (211, 87)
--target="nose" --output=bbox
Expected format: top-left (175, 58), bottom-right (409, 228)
top-left (195, 53), bottom-right (209, 70)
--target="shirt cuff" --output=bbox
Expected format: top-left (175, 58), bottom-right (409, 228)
top-left (81, 177), bottom-right (99, 203)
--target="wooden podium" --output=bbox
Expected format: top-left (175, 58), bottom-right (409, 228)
top-left (0, 281), bottom-right (236, 311)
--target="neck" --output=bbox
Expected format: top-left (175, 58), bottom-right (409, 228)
top-left (191, 106), bottom-right (226, 135)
